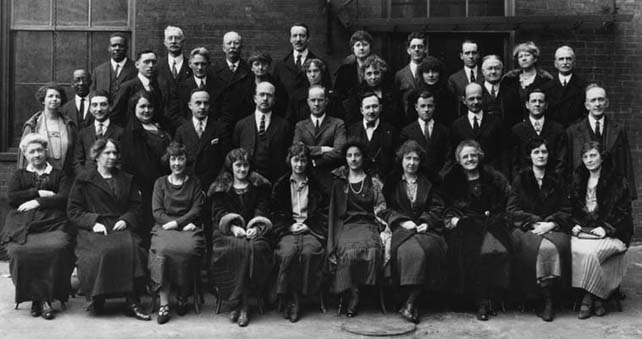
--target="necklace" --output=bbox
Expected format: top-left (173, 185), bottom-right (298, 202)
top-left (349, 179), bottom-right (365, 195)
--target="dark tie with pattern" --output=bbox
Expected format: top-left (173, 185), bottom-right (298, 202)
top-left (113, 64), bottom-right (120, 80)
top-left (172, 61), bottom-right (178, 79)
top-left (470, 70), bottom-right (475, 83)
top-left (315, 119), bottom-right (320, 134)
top-left (423, 121), bottom-right (430, 142)
top-left (198, 79), bottom-right (204, 90)
top-left (259, 114), bottom-right (266, 135)
top-left (96, 122), bottom-right (104, 137)
top-left (197, 121), bottom-right (204, 138)
top-left (490, 85), bottom-right (496, 98)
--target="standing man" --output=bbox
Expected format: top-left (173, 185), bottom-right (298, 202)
top-left (61, 69), bottom-right (93, 129)
top-left (542, 46), bottom-right (587, 127)
top-left (91, 33), bottom-right (138, 103)
top-left (480, 55), bottom-right (506, 119)
top-left (158, 26), bottom-right (193, 132)
top-left (213, 31), bottom-right (252, 128)
top-left (566, 84), bottom-right (636, 199)
top-left (174, 47), bottom-right (216, 122)
top-left (448, 40), bottom-right (484, 116)
top-left (293, 85), bottom-right (346, 187)
top-left (233, 82), bottom-right (292, 183)
top-left (273, 23), bottom-right (331, 98)
top-left (395, 32), bottom-right (426, 117)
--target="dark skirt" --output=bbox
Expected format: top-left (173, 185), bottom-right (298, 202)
top-left (6, 230), bottom-right (74, 304)
top-left (75, 230), bottom-right (147, 299)
top-left (210, 233), bottom-right (274, 304)
top-left (148, 226), bottom-right (206, 295)
top-left (394, 232), bottom-right (447, 289)
top-left (334, 222), bottom-right (383, 293)
top-left (275, 233), bottom-right (325, 295)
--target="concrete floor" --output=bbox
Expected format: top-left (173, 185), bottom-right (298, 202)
top-left (1, 247), bottom-right (642, 339)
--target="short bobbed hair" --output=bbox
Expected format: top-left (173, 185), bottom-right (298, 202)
top-left (513, 41), bottom-right (540, 60)
top-left (35, 83), bottom-right (67, 105)
top-left (360, 54), bottom-right (388, 74)
top-left (349, 30), bottom-right (373, 48)
top-left (223, 148), bottom-right (251, 173)
top-left (161, 141), bottom-right (188, 164)
top-left (341, 139), bottom-right (369, 169)
top-left (526, 136), bottom-right (548, 154)
top-left (286, 142), bottom-right (311, 174)
top-left (395, 140), bottom-right (426, 166)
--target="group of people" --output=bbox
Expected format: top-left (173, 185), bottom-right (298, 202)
top-left (1, 23), bottom-right (636, 328)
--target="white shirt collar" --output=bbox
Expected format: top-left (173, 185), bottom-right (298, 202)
top-left (465, 66), bottom-right (478, 80)
top-left (588, 114), bottom-right (604, 131)
top-left (76, 95), bottom-right (89, 117)
top-left (468, 110), bottom-right (483, 126)
top-left (255, 110), bottom-right (272, 129)
top-left (95, 118), bottom-right (110, 130)
top-left (409, 61), bottom-right (420, 78)
top-left (26, 162), bottom-right (53, 174)
top-left (529, 115), bottom-right (544, 127)
top-left (194, 76), bottom-right (207, 86)
top-left (484, 81), bottom-right (499, 93)
top-left (311, 113), bottom-right (325, 126)
top-left (169, 54), bottom-right (184, 66)
top-left (293, 49), bottom-right (309, 64)
top-left (227, 59), bottom-right (239, 69)
top-left (111, 58), bottom-right (127, 70)
top-left (363, 118), bottom-right (380, 130)
top-left (192, 116), bottom-right (208, 129)
top-left (558, 73), bottom-right (572, 84)
top-left (137, 73), bottom-right (151, 89)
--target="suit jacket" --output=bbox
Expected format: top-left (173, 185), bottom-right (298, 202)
top-left (347, 121), bottom-right (398, 179)
top-left (60, 97), bottom-right (93, 130)
top-left (233, 113), bottom-right (293, 183)
top-left (566, 116), bottom-right (636, 199)
top-left (542, 73), bottom-right (587, 127)
top-left (394, 64), bottom-right (420, 114)
top-left (447, 66), bottom-right (484, 116)
top-left (72, 122), bottom-right (124, 177)
top-left (90, 58), bottom-right (138, 102)
top-left (111, 76), bottom-right (166, 128)
top-left (481, 83), bottom-right (508, 121)
top-left (173, 76), bottom-right (217, 122)
top-left (399, 120), bottom-right (451, 181)
top-left (500, 68), bottom-right (554, 129)
top-left (273, 50), bottom-right (332, 97)
top-left (450, 113), bottom-right (507, 174)
top-left (509, 118), bottom-right (566, 179)
top-left (211, 59), bottom-right (253, 127)
top-left (157, 54), bottom-right (193, 128)
top-left (293, 115), bottom-right (346, 170)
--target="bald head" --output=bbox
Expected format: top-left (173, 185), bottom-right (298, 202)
top-left (463, 83), bottom-right (483, 113)
top-left (222, 31), bottom-right (242, 63)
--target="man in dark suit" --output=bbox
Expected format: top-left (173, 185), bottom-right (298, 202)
top-left (173, 47), bottom-right (216, 123)
top-left (480, 55), bottom-right (506, 119)
top-left (451, 83), bottom-right (506, 174)
top-left (566, 84), bottom-right (636, 199)
top-left (72, 90), bottom-right (124, 177)
top-left (400, 90), bottom-right (451, 182)
top-left (509, 88), bottom-right (566, 179)
top-left (111, 49), bottom-right (165, 128)
top-left (61, 69), bottom-right (93, 130)
top-left (394, 32), bottom-right (426, 116)
top-left (212, 31), bottom-right (253, 129)
top-left (347, 92), bottom-right (398, 179)
top-left (157, 26), bottom-right (193, 133)
top-left (293, 85), bottom-right (346, 187)
top-left (90, 32), bottom-right (138, 103)
top-left (448, 40), bottom-right (485, 116)
top-left (542, 46), bottom-right (587, 128)
top-left (273, 23), bottom-right (331, 98)
top-left (233, 82), bottom-right (292, 183)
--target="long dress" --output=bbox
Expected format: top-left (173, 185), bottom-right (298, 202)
top-left (208, 171), bottom-right (274, 304)
top-left (148, 175), bottom-right (206, 296)
top-left (328, 174), bottom-right (386, 293)
top-left (570, 165), bottom-right (633, 299)
top-left (271, 173), bottom-right (328, 296)
top-left (442, 165), bottom-right (512, 304)
top-left (67, 169), bottom-right (147, 299)
top-left (506, 168), bottom-right (572, 299)
top-left (380, 173), bottom-right (447, 290)
top-left (1, 165), bottom-right (74, 304)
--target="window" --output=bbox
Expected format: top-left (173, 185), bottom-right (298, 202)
top-left (389, 0), bottom-right (507, 18)
top-left (4, 0), bottom-right (132, 150)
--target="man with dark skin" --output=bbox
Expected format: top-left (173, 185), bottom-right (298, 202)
top-left (91, 33), bottom-right (138, 102)
top-left (61, 69), bottom-right (93, 129)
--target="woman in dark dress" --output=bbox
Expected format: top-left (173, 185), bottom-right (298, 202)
top-left (149, 142), bottom-right (206, 324)
top-left (380, 140), bottom-right (447, 324)
top-left (67, 138), bottom-right (150, 321)
top-left (442, 139), bottom-right (511, 321)
top-left (271, 143), bottom-right (328, 322)
top-left (334, 30), bottom-right (374, 102)
top-left (506, 137), bottom-right (572, 322)
top-left (414, 57), bottom-right (457, 128)
top-left (2, 134), bottom-right (74, 320)
top-left (328, 140), bottom-right (386, 317)
top-left (121, 90), bottom-right (171, 246)
top-left (208, 148), bottom-right (274, 327)
top-left (570, 141), bottom-right (632, 319)
top-left (500, 41), bottom-right (553, 128)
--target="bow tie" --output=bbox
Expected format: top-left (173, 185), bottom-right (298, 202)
top-left (366, 121), bottom-right (376, 128)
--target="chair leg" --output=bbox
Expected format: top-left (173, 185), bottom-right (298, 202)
top-left (379, 285), bottom-right (387, 314)
top-left (193, 271), bottom-right (201, 314)
top-left (14, 303), bottom-right (18, 310)
top-left (319, 289), bottom-right (327, 313)
top-left (151, 294), bottom-right (158, 313)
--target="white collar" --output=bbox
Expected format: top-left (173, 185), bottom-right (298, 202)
top-left (465, 66), bottom-right (478, 78)
top-left (529, 115), bottom-right (544, 127)
top-left (95, 118), bottom-right (110, 129)
top-left (137, 73), bottom-right (151, 87)
top-left (419, 118), bottom-right (434, 128)
top-left (558, 73), bottom-right (572, 83)
top-left (468, 110), bottom-right (483, 120)
top-left (226, 59), bottom-right (239, 68)
top-left (588, 114), bottom-right (604, 125)
top-left (484, 81), bottom-right (499, 92)
top-left (194, 76), bottom-right (207, 85)
top-left (363, 118), bottom-right (380, 130)
top-left (311, 114), bottom-right (325, 126)
top-left (293, 49), bottom-right (309, 62)
top-left (26, 162), bottom-right (53, 174)
top-left (255, 110), bottom-right (272, 127)
top-left (111, 58), bottom-right (127, 69)
top-left (192, 116), bottom-right (208, 129)
top-left (169, 54), bottom-right (184, 63)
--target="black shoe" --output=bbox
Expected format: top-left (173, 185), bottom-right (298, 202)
top-left (87, 298), bottom-right (104, 315)
top-left (289, 302), bottom-right (300, 323)
top-left (41, 302), bottom-right (55, 320)
top-left (399, 302), bottom-right (416, 323)
top-left (30, 301), bottom-right (42, 317)
top-left (346, 290), bottom-right (359, 318)
top-left (593, 299), bottom-right (606, 317)
top-left (477, 304), bottom-right (489, 321)
top-left (237, 310), bottom-right (249, 327)
top-left (230, 309), bottom-right (240, 322)
top-left (175, 297), bottom-right (187, 316)
top-left (127, 303), bottom-right (151, 321)
top-left (157, 304), bottom-right (170, 324)
top-left (538, 298), bottom-right (554, 322)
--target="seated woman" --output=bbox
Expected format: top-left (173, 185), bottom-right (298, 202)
top-left (208, 148), bottom-right (274, 327)
top-left (271, 143), bottom-right (328, 322)
top-left (507, 137), bottom-right (572, 322)
top-left (442, 140), bottom-right (511, 321)
top-left (380, 140), bottom-right (447, 324)
top-left (67, 138), bottom-right (150, 321)
top-left (328, 140), bottom-right (386, 317)
top-left (149, 142), bottom-right (206, 324)
top-left (570, 141), bottom-right (633, 319)
top-left (1, 134), bottom-right (74, 320)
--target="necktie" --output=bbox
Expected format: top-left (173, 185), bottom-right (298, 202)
top-left (595, 120), bottom-right (602, 139)
top-left (171, 60), bottom-right (178, 79)
top-left (230, 63), bottom-right (236, 73)
top-left (470, 70), bottom-right (476, 83)
top-left (114, 64), bottom-right (120, 79)
top-left (296, 54), bottom-right (302, 70)
top-left (473, 116), bottom-right (480, 131)
top-left (533, 120), bottom-right (542, 134)
top-left (79, 98), bottom-right (85, 120)
top-left (197, 121), bottom-right (204, 138)
top-left (422, 121), bottom-right (431, 142)
top-left (562, 79), bottom-right (567, 87)
top-left (314, 119), bottom-right (320, 134)
top-left (490, 85), bottom-right (496, 98)
top-left (198, 79), bottom-right (204, 90)
top-left (96, 123), bottom-right (104, 137)
top-left (259, 114), bottom-right (266, 135)
top-left (366, 120), bottom-right (376, 128)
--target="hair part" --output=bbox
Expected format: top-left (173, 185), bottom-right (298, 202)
top-left (90, 138), bottom-right (119, 161)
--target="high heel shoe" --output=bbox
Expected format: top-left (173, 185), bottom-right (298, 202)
top-left (41, 302), bottom-right (55, 320)
top-left (127, 303), bottom-right (151, 321)
top-left (346, 289), bottom-right (359, 318)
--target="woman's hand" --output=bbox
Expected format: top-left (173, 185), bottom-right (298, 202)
top-left (93, 223), bottom-right (108, 235)
top-left (416, 223), bottom-right (428, 233)
top-left (531, 221), bottom-right (556, 236)
top-left (113, 220), bottom-right (127, 231)
top-left (162, 220), bottom-right (179, 230)
top-left (246, 227), bottom-right (258, 240)
top-left (590, 227), bottom-right (606, 238)
top-left (571, 225), bottom-right (582, 236)
top-left (182, 223), bottom-right (197, 232)
top-left (401, 221), bottom-right (417, 230)
top-left (17, 200), bottom-right (40, 212)
top-left (231, 225), bottom-right (246, 238)
top-left (38, 190), bottom-right (55, 197)
top-left (446, 217), bottom-right (460, 229)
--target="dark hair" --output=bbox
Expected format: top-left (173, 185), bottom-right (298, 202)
top-left (35, 83), bottom-right (67, 106)
top-left (303, 58), bottom-right (326, 73)
top-left (88, 90), bottom-right (112, 105)
top-left (223, 148), bottom-right (251, 174)
top-left (395, 140), bottom-right (426, 166)
top-left (406, 32), bottom-right (426, 47)
top-left (161, 141), bottom-right (187, 164)
top-left (90, 138), bottom-right (119, 161)
top-left (360, 54), bottom-right (388, 74)
top-left (526, 136), bottom-right (548, 154)
top-left (526, 87), bottom-right (546, 102)
top-left (289, 23), bottom-right (310, 37)
top-left (109, 32), bottom-right (129, 44)
top-left (248, 52), bottom-right (273, 66)
top-left (360, 91), bottom-right (381, 106)
top-left (349, 30), bottom-right (374, 48)
top-left (461, 39), bottom-right (479, 52)
top-left (189, 88), bottom-right (210, 102)
top-left (580, 141), bottom-right (605, 158)
top-left (417, 56), bottom-right (444, 75)
top-left (410, 90), bottom-right (435, 106)
top-left (128, 90), bottom-right (154, 121)
top-left (135, 49), bottom-right (156, 61)
top-left (286, 142), bottom-right (311, 174)
top-left (341, 139), bottom-right (369, 169)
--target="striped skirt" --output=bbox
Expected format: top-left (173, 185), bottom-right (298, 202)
top-left (571, 236), bottom-right (628, 299)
